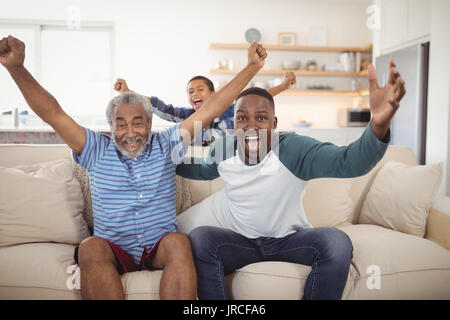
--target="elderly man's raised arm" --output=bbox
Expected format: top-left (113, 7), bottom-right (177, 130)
top-left (0, 35), bottom-right (86, 155)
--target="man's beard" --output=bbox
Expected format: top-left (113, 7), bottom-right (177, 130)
top-left (115, 134), bottom-right (148, 159)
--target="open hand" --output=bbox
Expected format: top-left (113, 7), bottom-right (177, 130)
top-left (0, 35), bottom-right (25, 69)
top-left (114, 78), bottom-right (130, 93)
top-left (368, 60), bottom-right (406, 138)
top-left (247, 40), bottom-right (267, 70)
top-left (368, 60), bottom-right (406, 126)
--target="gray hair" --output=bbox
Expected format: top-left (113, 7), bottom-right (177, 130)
top-left (106, 92), bottom-right (153, 128)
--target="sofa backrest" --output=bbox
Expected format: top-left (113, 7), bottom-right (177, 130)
top-left (301, 146), bottom-right (419, 225)
top-left (181, 145), bottom-right (419, 226)
top-left (0, 144), bottom-right (419, 227)
top-left (0, 144), bottom-right (73, 167)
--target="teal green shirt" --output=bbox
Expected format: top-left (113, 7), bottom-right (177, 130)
top-left (176, 124), bottom-right (390, 181)
top-left (176, 123), bottom-right (390, 238)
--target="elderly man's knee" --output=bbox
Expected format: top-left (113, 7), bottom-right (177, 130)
top-left (160, 232), bottom-right (192, 258)
top-left (77, 236), bottom-right (115, 267)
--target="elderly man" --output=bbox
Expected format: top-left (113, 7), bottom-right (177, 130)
top-left (0, 35), bottom-right (267, 299)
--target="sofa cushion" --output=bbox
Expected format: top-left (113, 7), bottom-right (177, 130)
top-left (338, 224), bottom-right (450, 299)
top-left (0, 243), bottom-right (163, 300)
top-left (225, 261), bottom-right (312, 299)
top-left (0, 243), bottom-right (81, 299)
top-left (180, 176), bottom-right (224, 207)
top-left (359, 161), bottom-right (443, 237)
top-left (302, 178), bottom-right (353, 227)
top-left (0, 159), bottom-right (90, 246)
top-left (121, 270), bottom-right (162, 300)
top-left (225, 260), bottom-right (358, 300)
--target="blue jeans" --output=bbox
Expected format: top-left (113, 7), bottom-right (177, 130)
top-left (189, 226), bottom-right (353, 300)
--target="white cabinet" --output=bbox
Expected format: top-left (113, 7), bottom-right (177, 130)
top-left (407, 0), bottom-right (431, 40)
top-left (381, 0), bottom-right (408, 51)
top-left (380, 0), bottom-right (430, 53)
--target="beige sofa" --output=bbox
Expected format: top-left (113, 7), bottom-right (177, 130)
top-left (0, 143), bottom-right (449, 299)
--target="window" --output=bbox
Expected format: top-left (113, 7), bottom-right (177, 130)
top-left (0, 24), bottom-right (38, 115)
top-left (0, 21), bottom-right (114, 129)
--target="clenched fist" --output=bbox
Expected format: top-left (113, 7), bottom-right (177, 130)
top-left (114, 78), bottom-right (131, 93)
top-left (247, 40), bottom-right (267, 70)
top-left (0, 35), bottom-right (25, 70)
top-left (283, 71), bottom-right (296, 89)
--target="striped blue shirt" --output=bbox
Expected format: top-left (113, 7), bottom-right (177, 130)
top-left (73, 124), bottom-right (184, 264)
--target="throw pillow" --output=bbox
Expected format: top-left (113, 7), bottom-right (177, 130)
top-left (359, 160), bottom-right (443, 237)
top-left (0, 159), bottom-right (90, 246)
top-left (73, 162), bottom-right (94, 233)
top-left (302, 178), bottom-right (353, 227)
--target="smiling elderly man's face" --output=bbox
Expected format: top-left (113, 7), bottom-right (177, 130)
top-left (112, 103), bottom-right (151, 158)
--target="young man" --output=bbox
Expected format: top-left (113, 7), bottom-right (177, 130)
top-left (0, 35), bottom-right (267, 299)
top-left (113, 72), bottom-right (296, 145)
top-left (176, 61), bottom-right (406, 300)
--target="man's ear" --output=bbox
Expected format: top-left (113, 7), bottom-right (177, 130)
top-left (273, 116), bottom-right (278, 129)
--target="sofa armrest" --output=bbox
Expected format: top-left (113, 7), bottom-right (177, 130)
top-left (425, 195), bottom-right (450, 250)
top-left (432, 194), bottom-right (450, 215)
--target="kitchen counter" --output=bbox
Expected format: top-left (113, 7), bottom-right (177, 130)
top-left (0, 125), bottom-right (366, 146)
top-left (0, 126), bottom-right (110, 132)
top-left (0, 125), bottom-right (174, 132)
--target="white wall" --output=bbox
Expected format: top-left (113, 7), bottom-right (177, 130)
top-left (427, 0), bottom-right (450, 195)
top-left (372, 0), bottom-right (450, 196)
top-left (0, 0), bottom-right (373, 128)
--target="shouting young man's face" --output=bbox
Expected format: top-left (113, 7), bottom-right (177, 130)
top-left (234, 94), bottom-right (278, 164)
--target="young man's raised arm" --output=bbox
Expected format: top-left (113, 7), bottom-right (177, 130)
top-left (266, 71), bottom-right (296, 97)
top-left (280, 60), bottom-right (406, 181)
top-left (179, 41), bottom-right (267, 148)
top-left (0, 36), bottom-right (86, 155)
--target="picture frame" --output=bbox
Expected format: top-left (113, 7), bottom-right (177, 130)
top-left (278, 32), bottom-right (297, 46)
top-left (307, 26), bottom-right (327, 46)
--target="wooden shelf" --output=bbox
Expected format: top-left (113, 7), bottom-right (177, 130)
top-left (210, 68), bottom-right (368, 77)
top-left (210, 43), bottom-right (373, 53)
top-left (215, 88), bottom-right (370, 96)
top-left (359, 88), bottom-right (369, 96)
top-left (280, 89), bottom-right (369, 96)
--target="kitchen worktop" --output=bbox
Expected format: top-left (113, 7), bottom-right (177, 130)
top-left (0, 126), bottom-right (110, 132)
top-left (0, 125), bottom-right (366, 146)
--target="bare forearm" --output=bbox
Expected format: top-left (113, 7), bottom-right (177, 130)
top-left (267, 82), bottom-right (288, 97)
top-left (7, 65), bottom-right (61, 123)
